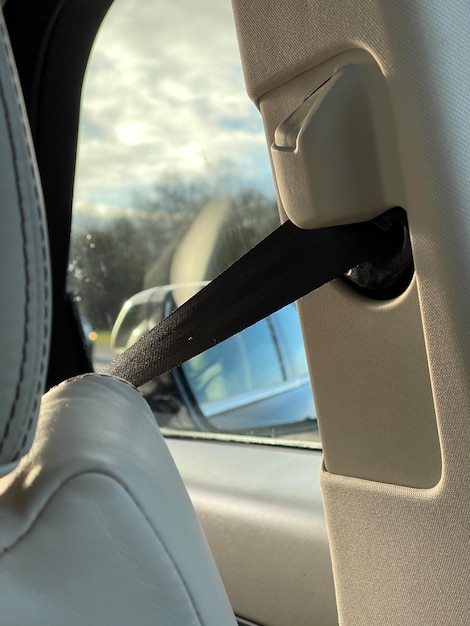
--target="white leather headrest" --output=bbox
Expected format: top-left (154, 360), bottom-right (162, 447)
top-left (0, 14), bottom-right (50, 470)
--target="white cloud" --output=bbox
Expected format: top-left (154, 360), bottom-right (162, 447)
top-left (73, 0), bottom-right (274, 210)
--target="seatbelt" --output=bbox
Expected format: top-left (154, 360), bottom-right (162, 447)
top-left (103, 208), bottom-right (404, 388)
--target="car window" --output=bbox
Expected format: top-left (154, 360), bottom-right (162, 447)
top-left (112, 303), bottom-right (150, 354)
top-left (181, 318), bottom-right (284, 407)
top-left (69, 0), bottom-right (320, 446)
top-left (271, 304), bottom-right (310, 379)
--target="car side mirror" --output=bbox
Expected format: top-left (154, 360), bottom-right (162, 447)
top-left (112, 289), bottom-right (317, 438)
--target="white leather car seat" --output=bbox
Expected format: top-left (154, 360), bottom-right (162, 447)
top-left (0, 12), bottom-right (236, 626)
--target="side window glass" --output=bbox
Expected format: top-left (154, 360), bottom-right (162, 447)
top-left (112, 304), bottom-right (147, 355)
top-left (70, 0), bottom-right (319, 446)
top-left (181, 318), bottom-right (284, 408)
top-left (271, 304), bottom-right (310, 379)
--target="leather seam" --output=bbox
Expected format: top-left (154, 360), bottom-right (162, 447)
top-left (76, 372), bottom-right (139, 392)
top-left (0, 24), bottom-right (32, 460)
top-left (47, 372), bottom-right (140, 395)
top-left (0, 17), bottom-right (50, 461)
top-left (0, 470), bottom-right (205, 625)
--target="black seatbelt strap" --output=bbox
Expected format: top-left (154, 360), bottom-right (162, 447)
top-left (103, 208), bottom-right (401, 387)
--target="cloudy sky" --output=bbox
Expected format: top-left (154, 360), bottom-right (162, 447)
top-left (73, 0), bottom-right (275, 214)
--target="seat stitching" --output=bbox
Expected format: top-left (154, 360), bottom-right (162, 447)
top-left (0, 37), bottom-right (31, 457)
top-left (47, 373), bottom-right (140, 396)
top-left (0, 18), bottom-right (50, 460)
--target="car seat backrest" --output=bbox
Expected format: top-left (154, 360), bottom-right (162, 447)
top-left (0, 14), bottom-right (50, 474)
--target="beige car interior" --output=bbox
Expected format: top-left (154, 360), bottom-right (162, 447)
top-left (232, 0), bottom-right (470, 623)
top-left (2, 0), bottom-right (470, 624)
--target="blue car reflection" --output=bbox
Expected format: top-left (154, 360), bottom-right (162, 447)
top-left (111, 284), bottom-right (317, 437)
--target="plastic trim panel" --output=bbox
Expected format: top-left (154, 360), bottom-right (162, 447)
top-left (167, 438), bottom-right (338, 626)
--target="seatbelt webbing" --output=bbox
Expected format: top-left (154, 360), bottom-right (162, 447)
top-left (103, 209), bottom-right (396, 387)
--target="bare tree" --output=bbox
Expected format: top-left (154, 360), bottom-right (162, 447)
top-left (69, 176), bottom-right (277, 330)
